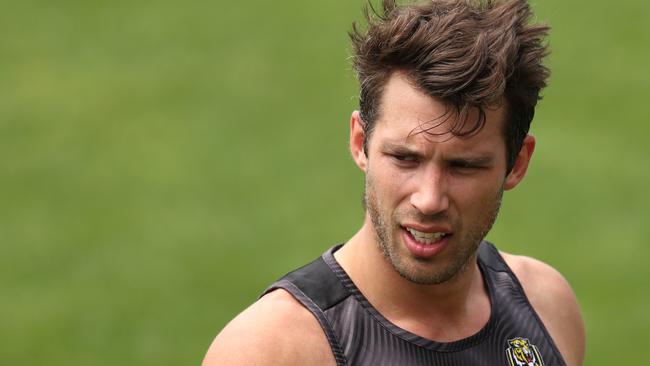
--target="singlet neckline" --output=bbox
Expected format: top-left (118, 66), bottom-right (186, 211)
top-left (322, 243), bottom-right (498, 352)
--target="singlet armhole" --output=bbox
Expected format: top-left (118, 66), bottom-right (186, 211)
top-left (261, 256), bottom-right (350, 366)
top-left (480, 241), bottom-right (568, 365)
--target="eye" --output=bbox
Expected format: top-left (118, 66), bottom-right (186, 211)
top-left (387, 153), bottom-right (419, 167)
top-left (451, 161), bottom-right (476, 169)
top-left (392, 154), bottom-right (417, 162)
top-left (449, 160), bottom-right (484, 173)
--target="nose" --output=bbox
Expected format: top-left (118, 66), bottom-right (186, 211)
top-left (409, 168), bottom-right (449, 216)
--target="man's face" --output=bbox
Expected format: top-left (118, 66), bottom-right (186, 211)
top-left (360, 73), bottom-right (512, 285)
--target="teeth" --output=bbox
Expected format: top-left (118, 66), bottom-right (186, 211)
top-left (406, 227), bottom-right (446, 244)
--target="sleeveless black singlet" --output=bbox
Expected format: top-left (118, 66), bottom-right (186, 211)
top-left (262, 242), bottom-right (566, 366)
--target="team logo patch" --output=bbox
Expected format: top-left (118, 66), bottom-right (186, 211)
top-left (505, 337), bottom-right (544, 366)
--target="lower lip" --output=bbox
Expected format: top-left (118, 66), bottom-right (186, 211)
top-left (401, 227), bottom-right (450, 259)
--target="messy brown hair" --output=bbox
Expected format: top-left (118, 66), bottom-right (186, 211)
top-left (350, 0), bottom-right (550, 172)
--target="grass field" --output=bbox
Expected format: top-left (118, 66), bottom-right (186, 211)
top-left (1, 0), bottom-right (648, 364)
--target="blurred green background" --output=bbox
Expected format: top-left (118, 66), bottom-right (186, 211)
top-left (1, 0), bottom-right (648, 364)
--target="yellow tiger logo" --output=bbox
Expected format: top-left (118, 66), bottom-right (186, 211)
top-left (506, 337), bottom-right (544, 366)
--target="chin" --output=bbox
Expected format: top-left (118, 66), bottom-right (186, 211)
top-left (390, 235), bottom-right (476, 285)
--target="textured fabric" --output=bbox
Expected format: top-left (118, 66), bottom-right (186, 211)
top-left (261, 242), bottom-right (566, 366)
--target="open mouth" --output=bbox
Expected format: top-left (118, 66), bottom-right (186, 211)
top-left (401, 225), bottom-right (452, 258)
top-left (404, 226), bottom-right (449, 244)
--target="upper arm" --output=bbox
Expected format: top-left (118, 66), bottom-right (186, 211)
top-left (202, 289), bottom-right (335, 366)
top-left (502, 253), bottom-right (586, 366)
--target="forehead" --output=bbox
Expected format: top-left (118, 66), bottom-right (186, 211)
top-left (372, 73), bottom-right (506, 152)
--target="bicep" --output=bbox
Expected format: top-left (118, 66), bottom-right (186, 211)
top-left (202, 290), bottom-right (335, 366)
top-left (202, 311), bottom-right (283, 366)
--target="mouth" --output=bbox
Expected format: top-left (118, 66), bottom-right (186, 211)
top-left (404, 227), bottom-right (448, 244)
top-left (401, 225), bottom-right (452, 258)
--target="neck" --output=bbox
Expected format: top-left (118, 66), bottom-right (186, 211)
top-left (334, 216), bottom-right (490, 341)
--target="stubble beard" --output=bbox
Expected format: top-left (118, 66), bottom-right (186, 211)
top-left (364, 174), bottom-right (503, 285)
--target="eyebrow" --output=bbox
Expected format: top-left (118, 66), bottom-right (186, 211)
top-left (379, 141), bottom-right (419, 153)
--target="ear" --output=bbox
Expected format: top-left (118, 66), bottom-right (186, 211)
top-left (504, 134), bottom-right (536, 190)
top-left (349, 111), bottom-right (368, 172)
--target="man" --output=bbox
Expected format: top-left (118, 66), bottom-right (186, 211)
top-left (203, 0), bottom-right (585, 365)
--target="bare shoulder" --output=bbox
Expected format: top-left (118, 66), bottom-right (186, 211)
top-left (202, 289), bottom-right (335, 366)
top-left (500, 252), bottom-right (585, 366)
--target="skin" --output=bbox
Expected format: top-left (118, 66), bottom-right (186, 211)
top-left (203, 73), bottom-right (585, 366)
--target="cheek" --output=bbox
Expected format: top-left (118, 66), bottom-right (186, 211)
top-left (369, 163), bottom-right (413, 203)
top-left (449, 176), bottom-right (503, 211)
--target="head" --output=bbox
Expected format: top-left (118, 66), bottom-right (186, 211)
top-left (348, 0), bottom-right (548, 284)
top-left (350, 0), bottom-right (550, 173)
